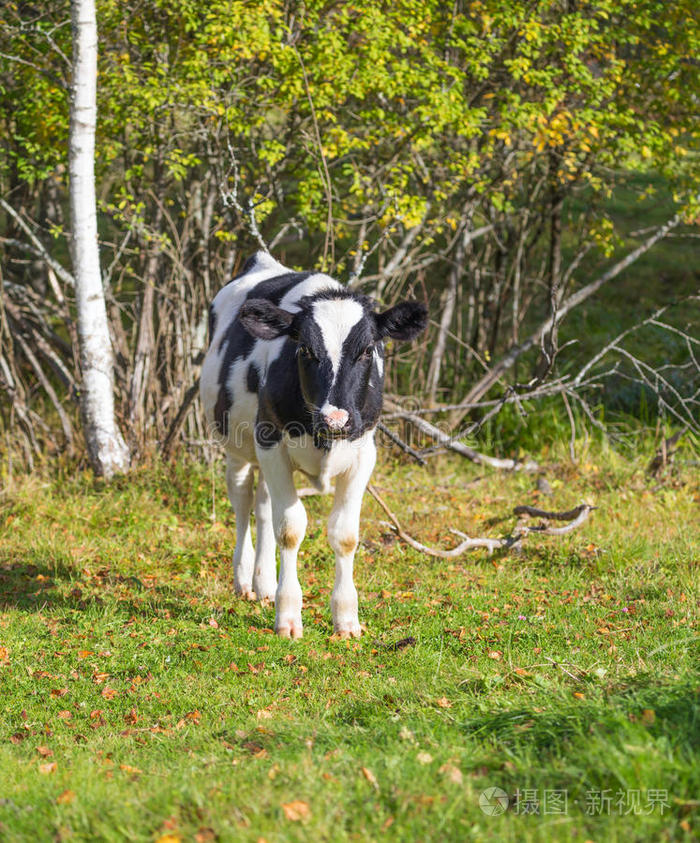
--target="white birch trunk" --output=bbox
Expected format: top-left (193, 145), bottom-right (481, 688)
top-left (69, 0), bottom-right (130, 477)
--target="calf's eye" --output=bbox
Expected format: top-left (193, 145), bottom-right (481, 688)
top-left (359, 345), bottom-right (374, 360)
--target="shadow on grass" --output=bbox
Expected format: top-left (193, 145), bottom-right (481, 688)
top-left (458, 678), bottom-right (700, 757)
top-left (0, 552), bottom-right (244, 626)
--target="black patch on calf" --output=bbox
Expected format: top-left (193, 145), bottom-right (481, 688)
top-left (214, 386), bottom-right (231, 436)
top-left (214, 320), bottom-right (256, 436)
top-left (246, 272), bottom-right (313, 306)
top-left (246, 362), bottom-right (260, 394)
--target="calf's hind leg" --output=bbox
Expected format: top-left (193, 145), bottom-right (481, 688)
top-left (252, 474), bottom-right (277, 603)
top-left (225, 456), bottom-right (255, 600)
top-left (256, 443), bottom-right (306, 638)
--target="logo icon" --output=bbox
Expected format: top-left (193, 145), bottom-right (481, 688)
top-left (479, 787), bottom-right (509, 816)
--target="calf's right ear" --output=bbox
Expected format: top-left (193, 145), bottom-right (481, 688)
top-left (238, 299), bottom-right (295, 340)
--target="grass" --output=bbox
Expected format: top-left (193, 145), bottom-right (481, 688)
top-left (0, 439), bottom-right (698, 842)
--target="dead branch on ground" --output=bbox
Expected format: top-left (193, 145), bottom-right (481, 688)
top-left (367, 483), bottom-right (594, 558)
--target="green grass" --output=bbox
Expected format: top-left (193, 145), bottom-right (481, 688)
top-left (0, 442), bottom-right (698, 842)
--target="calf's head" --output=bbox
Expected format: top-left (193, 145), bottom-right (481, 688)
top-left (239, 291), bottom-right (427, 441)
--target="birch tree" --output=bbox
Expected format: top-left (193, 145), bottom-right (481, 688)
top-left (69, 0), bottom-right (129, 477)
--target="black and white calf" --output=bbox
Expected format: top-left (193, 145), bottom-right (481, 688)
top-left (200, 252), bottom-right (427, 638)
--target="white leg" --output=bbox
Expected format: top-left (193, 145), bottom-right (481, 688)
top-left (225, 456), bottom-right (255, 600)
top-left (252, 474), bottom-right (277, 603)
top-left (256, 443), bottom-right (306, 638)
top-left (327, 439), bottom-right (376, 638)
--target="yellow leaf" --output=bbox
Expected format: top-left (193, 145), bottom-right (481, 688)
top-left (435, 697), bottom-right (452, 708)
top-left (282, 800), bottom-right (310, 821)
top-left (39, 762), bottom-right (57, 775)
top-left (361, 766), bottom-right (379, 789)
top-left (57, 789), bottom-right (75, 805)
top-left (119, 764), bottom-right (142, 775)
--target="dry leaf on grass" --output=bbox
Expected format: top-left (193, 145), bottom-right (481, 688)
top-left (361, 766), bottom-right (379, 790)
top-left (50, 688), bottom-right (68, 698)
top-left (435, 697), bottom-right (452, 709)
top-left (439, 763), bottom-right (463, 784)
top-left (119, 763), bottom-right (142, 775)
top-left (416, 751), bottom-right (433, 764)
top-left (281, 800), bottom-right (310, 821)
top-left (39, 761), bottom-right (57, 775)
top-left (56, 789), bottom-right (75, 805)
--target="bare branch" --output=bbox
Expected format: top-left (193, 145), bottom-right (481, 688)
top-left (0, 199), bottom-right (75, 288)
top-left (368, 483), bottom-right (595, 558)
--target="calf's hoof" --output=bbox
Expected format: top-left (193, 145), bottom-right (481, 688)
top-left (235, 583), bottom-right (257, 602)
top-left (332, 620), bottom-right (362, 639)
top-left (253, 577), bottom-right (277, 605)
top-left (275, 616), bottom-right (303, 639)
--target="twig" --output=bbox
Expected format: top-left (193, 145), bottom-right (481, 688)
top-left (162, 379), bottom-right (200, 460)
top-left (376, 421), bottom-right (427, 465)
top-left (0, 198), bottom-right (75, 288)
top-left (367, 483), bottom-right (594, 558)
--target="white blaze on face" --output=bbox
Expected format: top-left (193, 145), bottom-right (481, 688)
top-left (312, 298), bottom-right (365, 377)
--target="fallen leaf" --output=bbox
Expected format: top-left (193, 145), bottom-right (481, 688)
top-left (641, 709), bottom-right (656, 726)
top-left (119, 763), bottom-right (142, 775)
top-left (439, 763), bottom-right (463, 784)
top-left (0, 646), bottom-right (9, 663)
top-left (282, 800), bottom-right (310, 821)
top-left (416, 751), bottom-right (433, 765)
top-left (101, 687), bottom-right (118, 699)
top-left (57, 789), bottom-right (75, 805)
top-left (50, 688), bottom-right (68, 698)
top-left (155, 836), bottom-right (181, 843)
top-left (361, 766), bottom-right (379, 789)
top-left (39, 761), bottom-right (57, 775)
top-left (573, 692), bottom-right (585, 700)
top-left (435, 697), bottom-right (452, 709)
top-left (487, 651), bottom-right (502, 661)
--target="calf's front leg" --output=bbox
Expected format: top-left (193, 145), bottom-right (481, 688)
top-left (327, 440), bottom-right (376, 638)
top-left (255, 442), bottom-right (306, 638)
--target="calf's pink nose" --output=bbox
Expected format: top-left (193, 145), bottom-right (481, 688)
top-left (324, 409), bottom-right (349, 429)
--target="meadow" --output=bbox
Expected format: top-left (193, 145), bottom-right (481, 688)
top-left (0, 436), bottom-right (698, 842)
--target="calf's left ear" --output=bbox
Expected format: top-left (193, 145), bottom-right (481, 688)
top-left (376, 301), bottom-right (428, 341)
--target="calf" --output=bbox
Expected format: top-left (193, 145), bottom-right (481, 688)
top-left (200, 251), bottom-right (427, 638)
